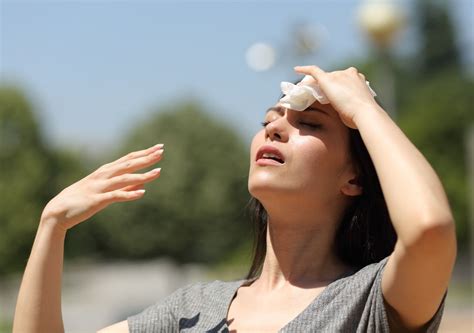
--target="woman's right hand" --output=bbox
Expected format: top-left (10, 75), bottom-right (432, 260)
top-left (40, 143), bottom-right (164, 231)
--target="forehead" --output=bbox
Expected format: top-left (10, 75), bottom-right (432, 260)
top-left (266, 103), bottom-right (335, 118)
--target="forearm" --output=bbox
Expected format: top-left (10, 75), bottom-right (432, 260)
top-left (11, 144), bottom-right (162, 332)
top-left (354, 104), bottom-right (455, 246)
top-left (13, 218), bottom-right (66, 333)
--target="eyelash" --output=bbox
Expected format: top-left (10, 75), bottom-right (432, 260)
top-left (260, 120), bottom-right (322, 130)
top-left (299, 122), bottom-right (322, 130)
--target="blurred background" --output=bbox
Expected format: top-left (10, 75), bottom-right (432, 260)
top-left (0, 0), bottom-right (472, 331)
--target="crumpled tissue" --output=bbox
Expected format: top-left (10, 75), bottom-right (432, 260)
top-left (279, 75), bottom-right (377, 111)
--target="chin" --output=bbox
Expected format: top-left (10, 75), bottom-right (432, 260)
top-left (248, 174), bottom-right (292, 203)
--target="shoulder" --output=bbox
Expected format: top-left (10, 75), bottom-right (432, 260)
top-left (355, 257), bottom-right (390, 276)
top-left (334, 257), bottom-right (445, 332)
top-left (128, 279), bottom-right (244, 332)
top-left (335, 257), bottom-right (389, 291)
top-left (128, 278), bottom-right (248, 332)
top-left (130, 279), bottom-right (244, 317)
top-left (184, 278), bottom-right (245, 294)
top-left (167, 278), bottom-right (245, 303)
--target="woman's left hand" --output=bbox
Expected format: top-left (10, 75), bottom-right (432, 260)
top-left (294, 65), bottom-right (379, 129)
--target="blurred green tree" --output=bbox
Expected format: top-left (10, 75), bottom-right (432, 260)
top-left (398, 72), bottom-right (473, 249)
top-left (398, 0), bottom-right (473, 250)
top-left (356, 0), bottom-right (473, 250)
top-left (0, 86), bottom-right (47, 274)
top-left (0, 87), bottom-right (251, 273)
top-left (94, 101), bottom-right (251, 264)
top-left (416, 0), bottom-right (462, 76)
top-left (0, 86), bottom-right (87, 274)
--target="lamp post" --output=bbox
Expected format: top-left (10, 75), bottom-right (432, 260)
top-left (357, 0), bottom-right (404, 119)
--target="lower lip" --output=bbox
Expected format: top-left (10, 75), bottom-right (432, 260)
top-left (256, 158), bottom-right (284, 166)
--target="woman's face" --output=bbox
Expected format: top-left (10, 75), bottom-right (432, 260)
top-left (248, 101), bottom-right (357, 208)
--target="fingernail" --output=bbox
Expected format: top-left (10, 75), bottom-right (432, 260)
top-left (150, 168), bottom-right (161, 174)
top-left (153, 143), bottom-right (164, 148)
top-left (153, 149), bottom-right (164, 155)
top-left (135, 189), bottom-right (146, 194)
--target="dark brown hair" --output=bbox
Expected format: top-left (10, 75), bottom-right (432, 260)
top-left (245, 107), bottom-right (397, 279)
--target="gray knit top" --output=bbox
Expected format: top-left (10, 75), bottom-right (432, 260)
top-left (128, 257), bottom-right (445, 332)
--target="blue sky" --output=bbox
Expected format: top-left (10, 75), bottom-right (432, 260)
top-left (1, 0), bottom-right (473, 155)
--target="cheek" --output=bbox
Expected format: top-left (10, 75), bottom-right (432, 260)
top-left (248, 130), bottom-right (266, 194)
top-left (250, 129), bottom-right (265, 161)
top-left (292, 136), bottom-right (328, 169)
top-left (290, 136), bottom-right (345, 190)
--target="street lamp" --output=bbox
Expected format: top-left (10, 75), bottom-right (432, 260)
top-left (357, 0), bottom-right (405, 118)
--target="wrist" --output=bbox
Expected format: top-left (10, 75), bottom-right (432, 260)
top-left (352, 103), bottom-right (388, 128)
top-left (39, 213), bottom-right (68, 236)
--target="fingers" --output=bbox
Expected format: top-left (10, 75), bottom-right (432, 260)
top-left (294, 65), bottom-right (327, 80)
top-left (91, 164), bottom-right (161, 208)
top-left (114, 143), bottom-right (164, 165)
top-left (347, 66), bottom-right (358, 74)
top-left (101, 168), bottom-right (162, 192)
top-left (98, 188), bottom-right (147, 205)
top-left (295, 65), bottom-right (366, 81)
top-left (100, 148), bottom-right (164, 178)
top-left (96, 144), bottom-right (163, 173)
top-left (346, 67), bottom-right (366, 81)
top-left (123, 183), bottom-right (145, 192)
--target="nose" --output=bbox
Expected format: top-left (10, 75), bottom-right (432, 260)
top-left (265, 115), bottom-right (289, 142)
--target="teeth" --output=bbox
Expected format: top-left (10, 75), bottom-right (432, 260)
top-left (261, 152), bottom-right (283, 163)
top-left (262, 153), bottom-right (280, 159)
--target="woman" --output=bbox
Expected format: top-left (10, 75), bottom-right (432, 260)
top-left (13, 66), bottom-right (456, 332)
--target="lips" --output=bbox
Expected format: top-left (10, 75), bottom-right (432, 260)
top-left (256, 145), bottom-right (285, 165)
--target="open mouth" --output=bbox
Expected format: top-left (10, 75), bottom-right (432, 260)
top-left (260, 153), bottom-right (284, 164)
top-left (256, 146), bottom-right (285, 165)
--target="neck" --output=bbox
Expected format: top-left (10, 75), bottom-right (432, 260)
top-left (254, 199), bottom-right (350, 292)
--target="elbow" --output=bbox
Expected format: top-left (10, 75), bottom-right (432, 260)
top-left (419, 211), bottom-right (456, 237)
top-left (400, 211), bottom-right (457, 256)
top-left (412, 213), bottom-right (457, 258)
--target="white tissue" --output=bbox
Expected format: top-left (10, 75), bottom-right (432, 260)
top-left (279, 75), bottom-right (377, 111)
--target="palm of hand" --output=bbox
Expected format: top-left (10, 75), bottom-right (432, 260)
top-left (40, 145), bottom-right (164, 231)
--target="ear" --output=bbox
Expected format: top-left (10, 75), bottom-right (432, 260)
top-left (341, 176), bottom-right (363, 197)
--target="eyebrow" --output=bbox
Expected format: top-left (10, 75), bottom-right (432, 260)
top-left (266, 106), bottom-right (285, 114)
top-left (266, 105), bottom-right (330, 117)
top-left (306, 106), bottom-right (330, 117)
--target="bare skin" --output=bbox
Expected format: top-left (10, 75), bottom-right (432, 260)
top-left (13, 66), bottom-right (456, 333)
top-left (227, 66), bottom-right (456, 332)
top-left (13, 144), bottom-right (165, 333)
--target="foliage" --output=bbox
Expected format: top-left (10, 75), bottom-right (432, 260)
top-left (91, 101), bottom-right (252, 264)
top-left (415, 0), bottom-right (462, 76)
top-left (1, 0), bottom-right (470, 274)
top-left (399, 0), bottom-right (472, 249)
top-left (0, 86), bottom-right (86, 274)
top-left (0, 86), bottom-right (50, 274)
top-left (398, 71), bottom-right (473, 249)
top-left (354, 0), bottom-right (473, 251)
top-left (0, 85), bottom-right (251, 274)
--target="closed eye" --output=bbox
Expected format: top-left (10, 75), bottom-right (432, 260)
top-left (261, 121), bottom-right (271, 127)
top-left (299, 122), bottom-right (322, 130)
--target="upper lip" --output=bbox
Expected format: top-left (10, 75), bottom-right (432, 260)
top-left (256, 145), bottom-right (285, 163)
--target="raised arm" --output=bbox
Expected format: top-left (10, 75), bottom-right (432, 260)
top-left (294, 65), bottom-right (456, 330)
top-left (13, 144), bottom-right (164, 333)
